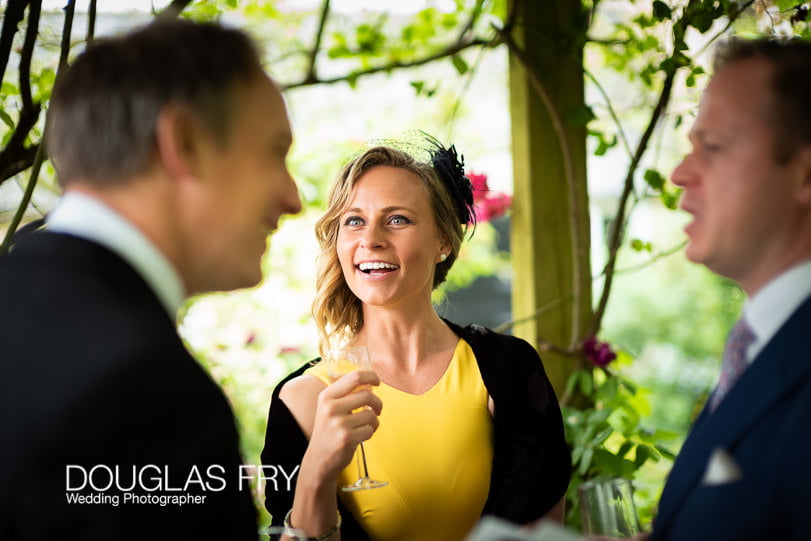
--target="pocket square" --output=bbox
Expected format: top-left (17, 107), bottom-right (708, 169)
top-left (702, 447), bottom-right (743, 485)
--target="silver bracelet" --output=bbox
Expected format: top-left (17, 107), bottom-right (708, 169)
top-left (284, 508), bottom-right (341, 541)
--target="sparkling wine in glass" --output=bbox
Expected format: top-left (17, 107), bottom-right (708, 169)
top-left (324, 345), bottom-right (388, 492)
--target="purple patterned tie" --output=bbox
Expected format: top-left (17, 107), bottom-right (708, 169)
top-left (709, 318), bottom-right (755, 411)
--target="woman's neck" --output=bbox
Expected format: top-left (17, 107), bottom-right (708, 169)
top-left (354, 303), bottom-right (457, 375)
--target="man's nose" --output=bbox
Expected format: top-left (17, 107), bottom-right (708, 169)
top-left (670, 154), bottom-right (695, 188)
top-left (282, 173), bottom-right (303, 215)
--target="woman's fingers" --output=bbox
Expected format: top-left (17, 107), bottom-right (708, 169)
top-left (324, 370), bottom-right (380, 396)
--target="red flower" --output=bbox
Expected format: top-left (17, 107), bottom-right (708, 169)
top-left (467, 172), bottom-right (512, 223)
top-left (583, 336), bottom-right (617, 367)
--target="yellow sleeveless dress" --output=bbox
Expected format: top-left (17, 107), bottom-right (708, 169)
top-left (304, 339), bottom-right (493, 541)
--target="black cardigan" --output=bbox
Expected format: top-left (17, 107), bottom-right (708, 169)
top-left (260, 321), bottom-right (571, 539)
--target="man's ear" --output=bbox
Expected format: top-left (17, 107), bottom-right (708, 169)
top-left (155, 105), bottom-right (203, 181)
top-left (795, 143), bottom-right (811, 206)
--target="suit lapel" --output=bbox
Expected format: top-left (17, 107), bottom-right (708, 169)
top-left (655, 297), bottom-right (811, 534)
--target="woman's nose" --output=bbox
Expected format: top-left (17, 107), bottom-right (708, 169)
top-left (360, 224), bottom-right (387, 249)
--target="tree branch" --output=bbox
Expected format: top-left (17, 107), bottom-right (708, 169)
top-left (0, 1), bottom-right (42, 186)
top-left (306, 0), bottom-right (331, 84)
top-left (19, 0), bottom-right (42, 111)
top-left (157, 0), bottom-right (193, 20)
top-left (1, 141), bottom-right (45, 255)
top-left (589, 65), bottom-right (676, 339)
top-left (584, 67), bottom-right (633, 161)
top-left (281, 36), bottom-right (493, 90)
top-left (86, 0), bottom-right (97, 45)
top-left (456, 0), bottom-right (486, 42)
top-left (612, 240), bottom-right (688, 275)
top-left (0, 105), bottom-right (41, 184)
top-left (57, 0), bottom-right (76, 72)
top-left (0, 0), bottom-right (29, 86)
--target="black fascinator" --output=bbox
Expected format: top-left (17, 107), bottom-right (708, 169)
top-left (423, 133), bottom-right (476, 226)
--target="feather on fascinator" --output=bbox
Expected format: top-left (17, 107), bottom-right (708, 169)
top-left (365, 131), bottom-right (476, 227)
top-left (424, 134), bottom-right (476, 226)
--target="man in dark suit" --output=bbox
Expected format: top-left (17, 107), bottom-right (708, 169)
top-left (648, 38), bottom-right (811, 540)
top-left (0, 19), bottom-right (301, 540)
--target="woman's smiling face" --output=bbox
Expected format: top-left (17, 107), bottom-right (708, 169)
top-left (336, 165), bottom-right (448, 310)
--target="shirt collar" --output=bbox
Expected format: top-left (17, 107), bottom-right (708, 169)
top-left (46, 191), bottom-right (185, 317)
top-left (743, 258), bottom-right (811, 362)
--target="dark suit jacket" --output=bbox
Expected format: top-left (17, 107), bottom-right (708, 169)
top-left (0, 232), bottom-right (257, 540)
top-left (651, 296), bottom-right (811, 540)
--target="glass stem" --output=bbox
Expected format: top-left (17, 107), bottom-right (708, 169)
top-left (358, 443), bottom-right (370, 479)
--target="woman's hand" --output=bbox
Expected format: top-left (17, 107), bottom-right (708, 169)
top-left (280, 370), bottom-right (382, 483)
top-left (306, 370), bottom-right (382, 478)
top-left (279, 370), bottom-right (382, 538)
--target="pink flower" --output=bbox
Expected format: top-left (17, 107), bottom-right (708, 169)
top-left (467, 172), bottom-right (512, 223)
top-left (468, 172), bottom-right (490, 193)
top-left (583, 336), bottom-right (617, 367)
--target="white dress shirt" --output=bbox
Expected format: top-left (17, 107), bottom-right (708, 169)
top-left (46, 191), bottom-right (185, 317)
top-left (742, 258), bottom-right (811, 363)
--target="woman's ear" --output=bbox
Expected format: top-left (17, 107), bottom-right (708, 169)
top-left (437, 236), bottom-right (452, 262)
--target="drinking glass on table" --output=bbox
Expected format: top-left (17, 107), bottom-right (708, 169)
top-left (324, 345), bottom-right (388, 491)
top-left (577, 477), bottom-right (640, 537)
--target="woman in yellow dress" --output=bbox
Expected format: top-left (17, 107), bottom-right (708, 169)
top-left (262, 138), bottom-right (570, 540)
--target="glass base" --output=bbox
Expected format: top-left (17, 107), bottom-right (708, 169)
top-left (341, 477), bottom-right (389, 492)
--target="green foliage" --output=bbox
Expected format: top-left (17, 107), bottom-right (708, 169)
top-left (563, 355), bottom-right (679, 530)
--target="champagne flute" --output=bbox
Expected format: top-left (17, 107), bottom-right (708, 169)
top-left (324, 345), bottom-right (388, 492)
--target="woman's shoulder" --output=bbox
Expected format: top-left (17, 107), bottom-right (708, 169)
top-left (275, 358), bottom-right (327, 439)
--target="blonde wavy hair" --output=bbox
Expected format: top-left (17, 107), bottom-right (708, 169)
top-left (312, 146), bottom-right (465, 353)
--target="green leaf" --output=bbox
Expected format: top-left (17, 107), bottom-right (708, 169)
top-left (618, 441), bottom-right (634, 458)
top-left (0, 108), bottom-right (14, 129)
top-left (410, 81), bottom-right (425, 95)
top-left (1, 81), bottom-right (18, 96)
top-left (565, 371), bottom-right (581, 396)
top-left (592, 426), bottom-right (613, 446)
top-left (634, 444), bottom-right (650, 468)
top-left (654, 444), bottom-right (678, 460)
top-left (644, 169), bottom-right (666, 191)
top-left (592, 132), bottom-right (617, 156)
top-left (451, 54), bottom-right (469, 75)
top-left (579, 370), bottom-right (594, 395)
top-left (578, 446), bottom-right (594, 475)
top-left (566, 104), bottom-right (596, 127)
top-left (630, 239), bottom-right (652, 253)
top-left (661, 187), bottom-right (681, 210)
top-left (652, 1), bottom-right (672, 20)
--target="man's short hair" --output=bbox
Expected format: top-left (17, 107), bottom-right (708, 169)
top-left (713, 37), bottom-right (811, 163)
top-left (46, 19), bottom-right (265, 186)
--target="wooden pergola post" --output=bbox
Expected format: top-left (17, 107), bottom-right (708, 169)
top-left (507, 0), bottom-right (592, 396)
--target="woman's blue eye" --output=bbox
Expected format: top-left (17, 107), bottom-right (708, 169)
top-left (344, 216), bottom-right (364, 226)
top-left (389, 215), bottom-right (410, 225)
